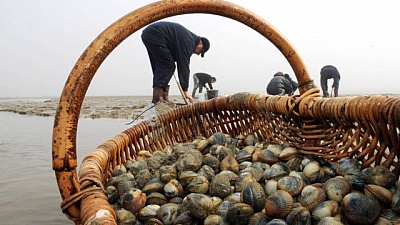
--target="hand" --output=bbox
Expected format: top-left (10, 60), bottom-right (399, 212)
top-left (184, 91), bottom-right (194, 103)
top-left (331, 84), bottom-right (335, 89)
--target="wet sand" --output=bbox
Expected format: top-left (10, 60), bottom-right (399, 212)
top-left (0, 95), bottom-right (185, 119)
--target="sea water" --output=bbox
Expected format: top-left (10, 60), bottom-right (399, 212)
top-left (0, 112), bottom-right (130, 225)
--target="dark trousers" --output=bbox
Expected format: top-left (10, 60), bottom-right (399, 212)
top-left (142, 39), bottom-right (175, 89)
top-left (321, 77), bottom-right (340, 97)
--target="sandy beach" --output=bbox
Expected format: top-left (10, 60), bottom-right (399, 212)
top-left (0, 95), bottom-right (186, 120)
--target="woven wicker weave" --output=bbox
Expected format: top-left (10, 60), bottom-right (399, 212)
top-left (52, 1), bottom-right (400, 224)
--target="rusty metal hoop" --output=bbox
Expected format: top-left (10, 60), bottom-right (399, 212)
top-left (52, 0), bottom-right (315, 220)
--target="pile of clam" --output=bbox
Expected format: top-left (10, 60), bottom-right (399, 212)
top-left (105, 132), bottom-right (400, 225)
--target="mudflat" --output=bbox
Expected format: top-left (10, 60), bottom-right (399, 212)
top-left (0, 95), bottom-right (185, 119)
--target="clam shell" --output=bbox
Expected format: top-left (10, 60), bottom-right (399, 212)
top-left (197, 139), bottom-right (211, 154)
top-left (258, 149), bottom-right (279, 164)
top-left (286, 156), bottom-right (303, 172)
top-left (263, 167), bottom-right (288, 181)
top-left (179, 171), bottom-right (198, 188)
top-left (220, 154), bottom-right (240, 173)
top-left (337, 158), bottom-right (361, 176)
top-left (157, 203), bottom-right (179, 225)
top-left (235, 172), bottom-right (257, 192)
top-left (317, 216), bottom-right (343, 225)
top-left (240, 167), bottom-right (264, 182)
top-left (106, 186), bottom-right (118, 204)
top-left (112, 164), bottom-right (127, 177)
top-left (198, 165), bottom-right (216, 182)
top-left (135, 168), bottom-right (152, 189)
top-left (203, 154), bottom-right (220, 173)
top-left (248, 212), bottom-right (269, 225)
top-left (392, 187), bottom-right (400, 213)
top-left (279, 147), bottom-right (298, 161)
top-left (128, 159), bottom-right (148, 176)
top-left (173, 210), bottom-right (199, 225)
top-left (186, 193), bottom-right (214, 219)
top-left (380, 208), bottom-right (400, 224)
top-left (209, 132), bottom-right (228, 145)
top-left (241, 182), bottom-right (266, 212)
top-left (277, 175), bottom-right (305, 196)
top-left (186, 175), bottom-right (210, 194)
top-left (286, 206), bottom-right (311, 225)
top-left (311, 200), bottom-right (339, 224)
top-left (147, 151), bottom-right (167, 171)
top-left (142, 177), bottom-right (165, 195)
top-left (323, 177), bottom-right (351, 203)
top-left (120, 189), bottom-right (147, 214)
top-left (226, 202), bottom-right (254, 225)
top-left (244, 134), bottom-right (256, 146)
top-left (224, 192), bottom-right (241, 203)
top-left (265, 190), bottom-right (294, 218)
top-left (298, 185), bottom-right (326, 211)
top-left (266, 144), bottom-right (283, 156)
top-left (159, 164), bottom-right (177, 182)
top-left (145, 192), bottom-right (168, 206)
top-left (251, 161), bottom-right (269, 171)
top-left (341, 192), bottom-right (381, 225)
top-left (138, 204), bottom-right (160, 222)
top-left (215, 200), bottom-right (235, 220)
top-left (236, 150), bottom-right (253, 163)
top-left (303, 161), bottom-right (325, 183)
top-left (115, 208), bottom-right (137, 225)
top-left (364, 184), bottom-right (393, 207)
top-left (344, 172), bottom-right (366, 191)
top-left (265, 218), bottom-right (287, 225)
top-left (209, 173), bottom-right (233, 198)
top-left (163, 179), bottom-right (184, 198)
top-left (366, 166), bottom-right (397, 189)
top-left (204, 214), bottom-right (227, 225)
top-left (271, 162), bottom-right (291, 174)
top-left (264, 179), bottom-right (278, 196)
top-left (242, 145), bottom-right (256, 155)
top-left (117, 180), bottom-right (136, 197)
top-left (176, 153), bottom-right (202, 172)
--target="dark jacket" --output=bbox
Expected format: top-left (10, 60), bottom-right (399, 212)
top-left (266, 74), bottom-right (294, 95)
top-left (320, 65), bottom-right (341, 80)
top-left (195, 73), bottom-right (214, 90)
top-left (141, 21), bottom-right (200, 91)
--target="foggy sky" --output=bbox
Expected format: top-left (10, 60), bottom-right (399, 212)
top-left (1, 0), bottom-right (399, 98)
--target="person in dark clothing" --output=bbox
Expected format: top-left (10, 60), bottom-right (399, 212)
top-left (320, 65), bottom-right (341, 97)
top-left (191, 72), bottom-right (217, 97)
top-left (266, 72), bottom-right (298, 96)
top-left (284, 73), bottom-right (298, 94)
top-left (141, 21), bottom-right (210, 104)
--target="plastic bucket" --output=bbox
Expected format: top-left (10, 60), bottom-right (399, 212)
top-left (207, 89), bottom-right (219, 100)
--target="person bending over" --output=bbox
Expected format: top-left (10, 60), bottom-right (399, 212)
top-left (266, 72), bottom-right (297, 96)
top-left (320, 65), bottom-right (341, 97)
top-left (191, 72), bottom-right (217, 98)
top-left (141, 21), bottom-right (210, 104)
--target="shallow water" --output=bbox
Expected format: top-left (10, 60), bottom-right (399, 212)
top-left (0, 112), bottom-right (131, 225)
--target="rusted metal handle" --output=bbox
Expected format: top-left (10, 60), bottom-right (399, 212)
top-left (52, 0), bottom-right (314, 222)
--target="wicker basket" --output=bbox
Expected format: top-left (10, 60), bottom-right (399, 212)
top-left (52, 0), bottom-right (400, 224)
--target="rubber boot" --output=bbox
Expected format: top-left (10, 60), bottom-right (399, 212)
top-left (162, 85), bottom-right (175, 106)
top-left (152, 86), bottom-right (164, 104)
top-left (162, 85), bottom-right (171, 103)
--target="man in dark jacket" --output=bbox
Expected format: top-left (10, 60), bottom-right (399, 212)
top-left (320, 65), bottom-right (341, 97)
top-left (266, 72), bottom-right (297, 95)
top-left (191, 72), bottom-right (217, 98)
top-left (141, 21), bottom-right (210, 104)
